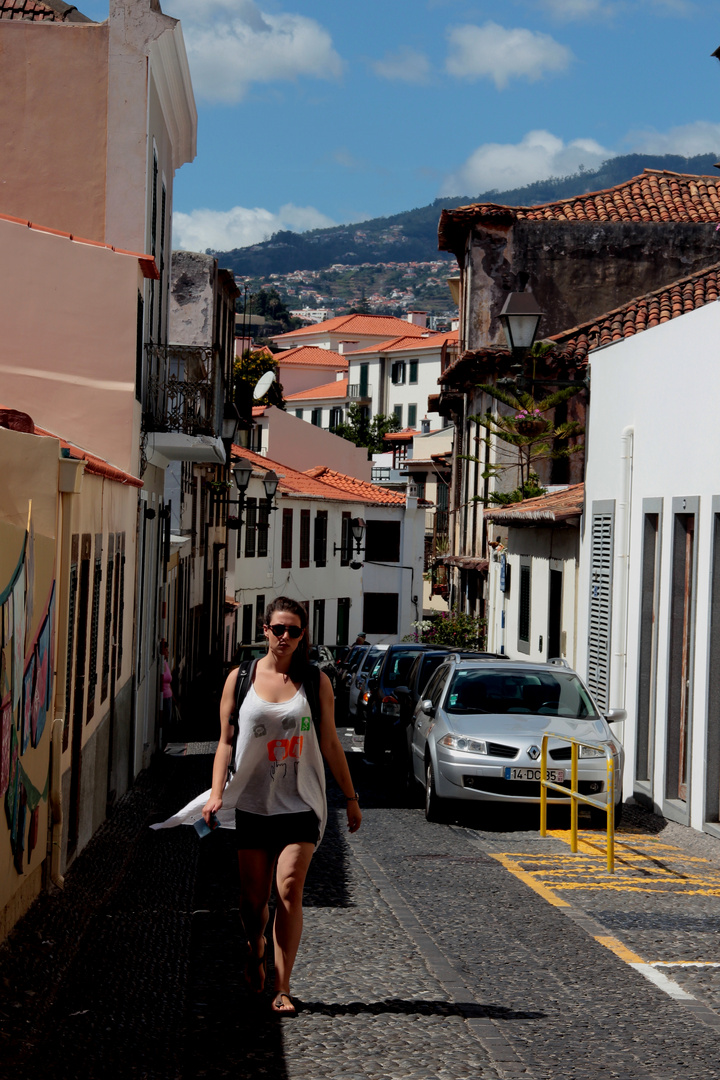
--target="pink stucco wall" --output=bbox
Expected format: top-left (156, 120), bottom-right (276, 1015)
top-left (0, 217), bottom-right (143, 475)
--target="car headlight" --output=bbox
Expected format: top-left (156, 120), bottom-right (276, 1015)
top-left (438, 734), bottom-right (488, 755)
top-left (579, 744), bottom-right (605, 758)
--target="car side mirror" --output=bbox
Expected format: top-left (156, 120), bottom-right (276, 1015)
top-left (605, 708), bottom-right (626, 724)
top-left (421, 698), bottom-right (435, 717)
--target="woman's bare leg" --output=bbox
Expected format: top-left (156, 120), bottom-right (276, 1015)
top-left (272, 841), bottom-right (314, 1007)
top-left (238, 848), bottom-right (275, 991)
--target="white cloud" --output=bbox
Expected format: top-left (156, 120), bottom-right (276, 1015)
top-left (627, 120), bottom-right (720, 156)
top-left (172, 203), bottom-right (337, 252)
top-left (445, 22), bottom-right (572, 89)
top-left (170, 0), bottom-right (343, 103)
top-left (440, 130), bottom-right (609, 197)
top-left (371, 46), bottom-right (432, 84)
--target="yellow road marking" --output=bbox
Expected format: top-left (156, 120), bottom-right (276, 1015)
top-left (594, 936), bottom-right (645, 964)
top-left (489, 853), bottom-right (569, 907)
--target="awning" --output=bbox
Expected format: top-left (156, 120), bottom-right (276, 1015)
top-left (441, 555), bottom-right (489, 572)
top-left (145, 433), bottom-right (226, 467)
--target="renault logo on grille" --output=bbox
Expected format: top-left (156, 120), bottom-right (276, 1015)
top-left (527, 745), bottom-right (541, 761)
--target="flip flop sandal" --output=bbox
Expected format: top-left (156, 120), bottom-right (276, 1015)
top-left (271, 992), bottom-right (297, 1017)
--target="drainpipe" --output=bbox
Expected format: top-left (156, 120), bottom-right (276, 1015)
top-left (611, 426), bottom-right (633, 737)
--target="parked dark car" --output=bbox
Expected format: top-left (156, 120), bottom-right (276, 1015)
top-left (335, 643), bottom-right (371, 717)
top-left (361, 644), bottom-right (433, 762)
top-left (309, 644), bottom-right (339, 690)
top-left (353, 649), bottom-right (387, 732)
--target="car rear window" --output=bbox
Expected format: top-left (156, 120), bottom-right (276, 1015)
top-left (445, 668), bottom-right (598, 719)
top-left (385, 649), bottom-right (424, 687)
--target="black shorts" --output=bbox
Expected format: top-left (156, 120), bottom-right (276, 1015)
top-left (234, 809), bottom-right (319, 852)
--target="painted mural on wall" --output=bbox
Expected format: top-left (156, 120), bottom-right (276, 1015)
top-left (0, 508), bottom-right (54, 874)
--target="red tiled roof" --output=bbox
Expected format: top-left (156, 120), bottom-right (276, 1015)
top-left (484, 484), bottom-right (584, 525)
top-left (275, 346), bottom-right (348, 369)
top-left (0, 211), bottom-right (159, 278)
top-left (352, 329), bottom-right (458, 355)
top-left (231, 446), bottom-right (404, 506)
top-left (273, 314), bottom-right (431, 344)
top-left (303, 466), bottom-right (406, 505)
top-left (0, 0), bottom-right (88, 20)
top-left (285, 378), bottom-right (348, 402)
top-left (383, 428), bottom-right (420, 443)
top-left (550, 262), bottom-right (720, 364)
top-left (251, 406), bottom-right (267, 417)
top-left (439, 170), bottom-right (720, 254)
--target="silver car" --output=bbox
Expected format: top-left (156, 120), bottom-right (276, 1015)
top-left (410, 657), bottom-right (625, 826)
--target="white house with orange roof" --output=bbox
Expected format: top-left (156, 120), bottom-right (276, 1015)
top-left (247, 406), bottom-right (370, 480)
top-left (274, 345), bottom-right (347, 396)
top-left (227, 447), bottom-right (425, 649)
top-left (285, 376), bottom-right (349, 431)
top-left (271, 312), bottom-right (431, 354)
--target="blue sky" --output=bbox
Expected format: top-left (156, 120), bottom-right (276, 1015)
top-left (82, 0), bottom-right (720, 251)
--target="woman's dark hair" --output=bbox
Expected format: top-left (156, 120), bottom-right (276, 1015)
top-left (264, 596), bottom-right (310, 679)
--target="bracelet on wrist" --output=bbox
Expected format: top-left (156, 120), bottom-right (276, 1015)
top-left (346, 792), bottom-right (360, 802)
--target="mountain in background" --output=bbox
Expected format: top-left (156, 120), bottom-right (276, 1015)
top-left (212, 154), bottom-right (720, 277)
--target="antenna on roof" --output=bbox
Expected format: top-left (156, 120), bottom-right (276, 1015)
top-left (253, 371), bottom-right (276, 399)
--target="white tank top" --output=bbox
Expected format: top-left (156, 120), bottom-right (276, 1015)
top-left (232, 682), bottom-right (322, 817)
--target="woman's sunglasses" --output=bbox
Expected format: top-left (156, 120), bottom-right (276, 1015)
top-left (267, 623), bottom-right (303, 640)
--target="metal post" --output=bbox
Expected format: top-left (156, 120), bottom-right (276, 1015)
top-left (570, 742), bottom-right (578, 852)
top-left (540, 734), bottom-right (548, 836)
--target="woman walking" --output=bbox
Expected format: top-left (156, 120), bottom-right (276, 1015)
top-left (202, 596), bottom-right (362, 1016)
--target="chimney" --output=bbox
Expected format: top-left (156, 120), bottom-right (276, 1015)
top-left (337, 340), bottom-right (359, 354)
top-left (421, 417), bottom-right (430, 435)
top-left (406, 311), bottom-right (428, 327)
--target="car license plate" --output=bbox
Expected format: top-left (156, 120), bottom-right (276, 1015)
top-left (504, 767), bottom-right (565, 782)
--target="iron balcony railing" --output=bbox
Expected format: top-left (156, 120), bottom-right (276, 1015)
top-left (145, 344), bottom-right (224, 438)
top-left (347, 383), bottom-right (373, 400)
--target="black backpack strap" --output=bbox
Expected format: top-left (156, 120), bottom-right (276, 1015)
top-left (228, 659), bottom-right (256, 779)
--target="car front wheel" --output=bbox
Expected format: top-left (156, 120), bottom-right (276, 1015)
top-left (425, 761), bottom-right (446, 823)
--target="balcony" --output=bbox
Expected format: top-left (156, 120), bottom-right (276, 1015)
top-left (440, 340), bottom-right (459, 374)
top-left (348, 383), bottom-right (373, 401)
top-left (145, 344), bottom-right (223, 438)
top-left (143, 344), bottom-right (227, 467)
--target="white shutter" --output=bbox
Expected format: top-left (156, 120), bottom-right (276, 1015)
top-left (587, 512), bottom-right (614, 711)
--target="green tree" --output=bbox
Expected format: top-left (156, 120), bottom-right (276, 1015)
top-left (233, 349), bottom-right (285, 412)
top-left (334, 404), bottom-right (401, 453)
top-left (467, 375), bottom-right (585, 502)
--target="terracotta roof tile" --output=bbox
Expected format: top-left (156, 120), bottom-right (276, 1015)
top-left (274, 314), bottom-right (431, 344)
top-left (231, 446), bottom-right (404, 505)
top-left (351, 329), bottom-right (459, 355)
top-left (550, 262), bottom-right (720, 364)
top-left (0, 0), bottom-right (90, 20)
top-left (485, 484), bottom-right (584, 525)
top-left (285, 378), bottom-right (348, 401)
top-left (275, 346), bottom-right (348, 369)
top-left (303, 465), bottom-right (406, 505)
top-left (439, 170), bottom-right (720, 254)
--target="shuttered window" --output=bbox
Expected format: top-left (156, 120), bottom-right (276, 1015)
top-left (518, 561), bottom-right (531, 654)
top-left (587, 509), bottom-right (614, 712)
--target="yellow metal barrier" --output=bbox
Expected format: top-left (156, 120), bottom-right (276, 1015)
top-left (539, 733), bottom-right (616, 873)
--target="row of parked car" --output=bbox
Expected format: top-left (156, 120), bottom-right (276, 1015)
top-left (334, 642), bottom-right (625, 827)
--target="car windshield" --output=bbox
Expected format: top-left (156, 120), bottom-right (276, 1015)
top-left (385, 649), bottom-right (424, 688)
top-left (445, 668), bottom-right (598, 719)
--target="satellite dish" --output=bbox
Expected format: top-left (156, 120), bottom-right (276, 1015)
top-left (253, 371), bottom-right (275, 400)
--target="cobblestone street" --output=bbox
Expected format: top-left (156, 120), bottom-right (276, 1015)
top-left (3, 738), bottom-right (720, 1080)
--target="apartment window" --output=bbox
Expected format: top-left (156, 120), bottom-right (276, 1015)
top-left (257, 501), bottom-right (269, 558)
top-left (518, 561), bottom-right (531, 654)
top-left (313, 599), bottom-right (325, 646)
top-left (244, 497), bottom-right (257, 557)
top-left (409, 360), bottom-right (418, 384)
top-left (311, 408), bottom-right (322, 427)
top-left (314, 510), bottom-right (328, 567)
top-left (300, 509), bottom-right (311, 567)
top-left (336, 597), bottom-right (350, 646)
top-left (255, 595), bottom-right (265, 641)
top-left (281, 509), bottom-right (293, 568)
top-left (391, 360), bottom-right (406, 385)
top-left (393, 404), bottom-right (403, 427)
top-left (295, 408), bottom-right (304, 420)
top-left (372, 467), bottom-right (391, 482)
top-left (365, 519), bottom-right (401, 562)
top-left (340, 511), bottom-right (352, 566)
top-left (364, 592), bottom-right (399, 635)
top-left (329, 407), bottom-right (342, 430)
top-left (407, 404), bottom-right (417, 429)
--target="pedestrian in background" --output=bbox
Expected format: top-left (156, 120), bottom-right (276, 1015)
top-left (159, 639), bottom-right (175, 738)
top-left (354, 632), bottom-right (367, 645)
top-left (202, 596), bottom-right (362, 1016)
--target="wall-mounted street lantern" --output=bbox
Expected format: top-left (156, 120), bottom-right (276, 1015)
top-left (262, 469), bottom-right (279, 511)
top-left (222, 402), bottom-right (241, 447)
top-left (226, 461), bottom-right (253, 529)
top-left (498, 290), bottom-right (543, 355)
top-left (334, 516), bottom-right (365, 569)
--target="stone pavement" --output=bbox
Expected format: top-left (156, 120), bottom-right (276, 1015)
top-left (3, 745), bottom-right (720, 1079)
